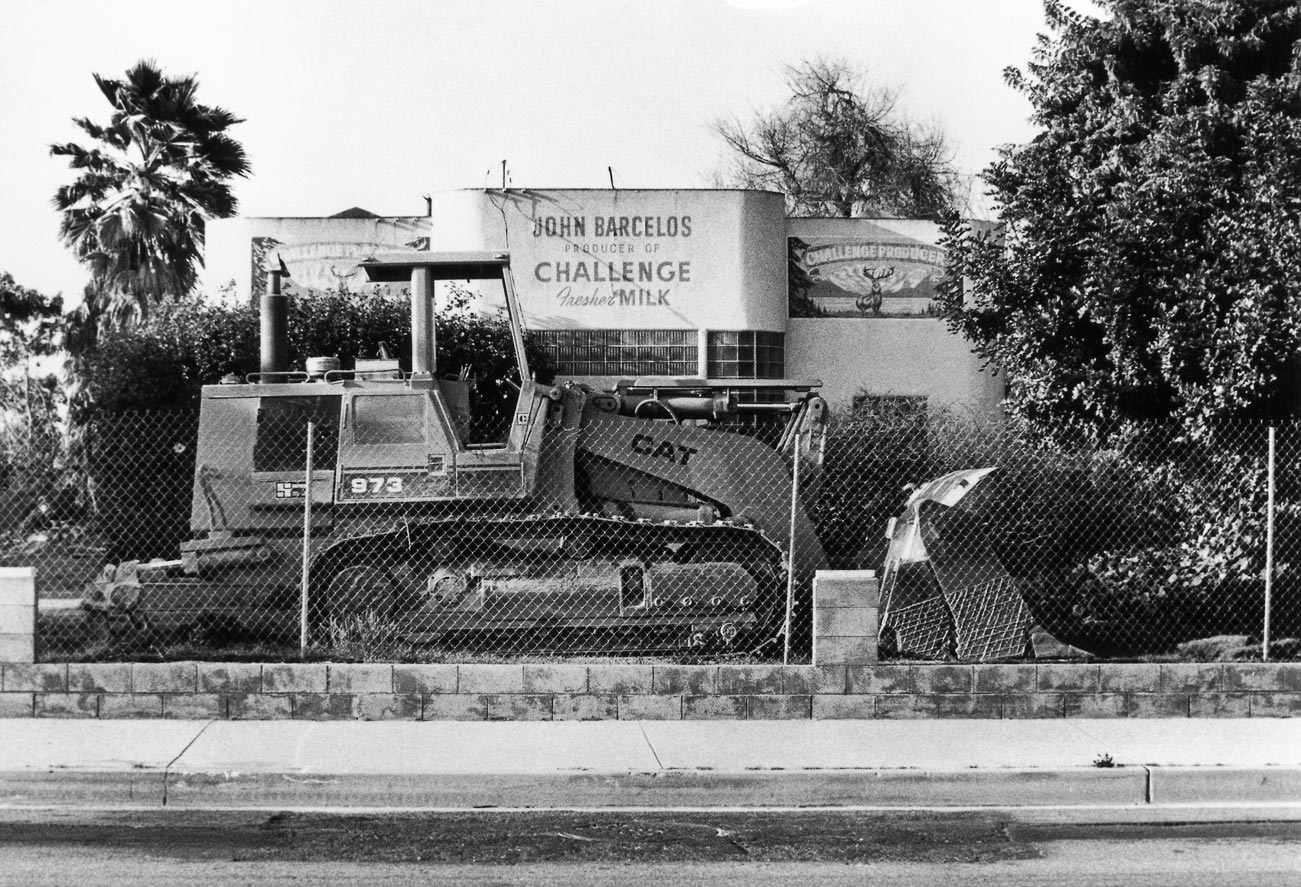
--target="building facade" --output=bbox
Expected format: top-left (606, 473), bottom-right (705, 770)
top-left (203, 189), bottom-right (1004, 418)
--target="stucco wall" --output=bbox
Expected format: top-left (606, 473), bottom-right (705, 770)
top-left (786, 317), bottom-right (1004, 416)
top-left (429, 188), bottom-right (790, 332)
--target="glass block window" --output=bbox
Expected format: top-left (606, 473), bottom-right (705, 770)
top-left (532, 329), bottom-right (698, 377)
top-left (706, 331), bottom-right (785, 379)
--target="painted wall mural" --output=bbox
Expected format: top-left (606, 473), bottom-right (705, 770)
top-left (787, 219), bottom-right (949, 318)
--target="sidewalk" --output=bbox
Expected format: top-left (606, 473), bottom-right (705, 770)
top-left (2, 718), bottom-right (1299, 810)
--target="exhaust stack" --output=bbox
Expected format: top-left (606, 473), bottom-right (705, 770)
top-left (260, 268), bottom-right (289, 379)
top-left (411, 266), bottom-right (435, 377)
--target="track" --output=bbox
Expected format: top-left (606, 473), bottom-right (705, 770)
top-left (311, 514), bottom-right (790, 654)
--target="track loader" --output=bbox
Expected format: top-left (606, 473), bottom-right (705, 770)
top-left (83, 251), bottom-right (829, 653)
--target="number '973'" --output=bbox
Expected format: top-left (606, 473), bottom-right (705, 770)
top-left (350, 476), bottom-right (404, 495)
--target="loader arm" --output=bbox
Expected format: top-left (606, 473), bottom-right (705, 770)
top-left (574, 406), bottom-right (828, 583)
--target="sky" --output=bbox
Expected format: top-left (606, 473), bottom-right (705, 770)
top-left (0, 0), bottom-right (1065, 305)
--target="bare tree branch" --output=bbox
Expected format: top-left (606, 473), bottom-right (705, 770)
top-left (712, 57), bottom-right (960, 218)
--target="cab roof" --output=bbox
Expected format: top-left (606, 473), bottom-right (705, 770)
top-left (361, 251), bottom-right (511, 282)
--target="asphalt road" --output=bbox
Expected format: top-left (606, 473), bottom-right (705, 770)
top-left (2, 809), bottom-right (1300, 886)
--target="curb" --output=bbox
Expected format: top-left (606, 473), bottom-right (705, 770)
top-left (162, 768), bottom-right (1148, 809)
top-left (3, 767), bottom-right (1147, 809)
top-left (5, 766), bottom-right (1299, 810)
top-left (1150, 767), bottom-right (1301, 805)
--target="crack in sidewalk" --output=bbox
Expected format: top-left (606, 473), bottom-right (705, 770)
top-left (161, 720), bottom-right (216, 806)
top-left (636, 722), bottom-right (665, 770)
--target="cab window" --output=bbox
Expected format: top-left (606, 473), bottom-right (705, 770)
top-left (253, 396), bottom-right (340, 472)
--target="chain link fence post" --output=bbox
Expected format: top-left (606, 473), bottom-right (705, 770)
top-left (1263, 424), bottom-right (1276, 662)
top-left (300, 418), bottom-right (315, 658)
top-left (782, 426), bottom-right (803, 666)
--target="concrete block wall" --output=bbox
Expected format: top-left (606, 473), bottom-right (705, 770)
top-left (2, 660), bottom-right (1299, 720)
top-left (3, 568), bottom-right (1300, 720)
top-left (0, 569), bottom-right (35, 664)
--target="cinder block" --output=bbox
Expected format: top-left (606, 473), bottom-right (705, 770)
top-left (261, 663), bottom-right (327, 694)
top-left (1001, 693), bottom-right (1064, 719)
top-left (133, 662), bottom-right (197, 694)
top-left (1223, 664), bottom-right (1299, 692)
top-left (783, 665), bottom-right (847, 695)
top-left (0, 634), bottom-right (34, 663)
top-left (458, 665), bottom-right (525, 694)
top-left (163, 693), bottom-right (225, 719)
top-left (354, 693), bottom-right (422, 721)
top-left (814, 605), bottom-right (876, 638)
top-left (1283, 667), bottom-right (1301, 692)
top-left (653, 665), bottom-right (716, 695)
top-left (933, 694), bottom-right (1001, 718)
top-left (588, 664), bottom-right (653, 695)
top-left (522, 664), bottom-right (588, 694)
top-left (683, 695), bottom-right (748, 720)
top-left (198, 663), bottom-right (262, 694)
top-left (0, 603), bottom-right (35, 635)
top-left (293, 693), bottom-right (355, 720)
top-left (486, 694), bottom-right (552, 721)
top-left (327, 664), bottom-right (393, 694)
top-left (813, 571), bottom-right (880, 608)
top-left (1189, 692), bottom-right (1250, 718)
top-left (974, 664), bottom-right (1036, 694)
top-left (813, 635), bottom-right (877, 666)
top-left (1125, 693), bottom-right (1188, 718)
top-left (67, 663), bottom-right (131, 694)
top-left (1161, 663), bottom-right (1223, 694)
top-left (1249, 693), bottom-right (1301, 718)
top-left (1221, 664), bottom-right (1280, 691)
top-left (553, 693), bottom-right (619, 720)
top-left (226, 693), bottom-right (293, 720)
top-left (0, 692), bottom-right (34, 717)
top-left (1099, 664), bottom-right (1161, 694)
top-left (0, 570), bottom-right (34, 643)
top-left (1063, 693), bottom-right (1127, 718)
top-left (847, 664), bottom-right (916, 695)
top-left (748, 695), bottom-right (811, 720)
top-left (618, 694), bottom-right (682, 720)
top-left (99, 693), bottom-right (164, 719)
top-left (917, 665), bottom-right (973, 694)
top-left (716, 665), bottom-right (783, 695)
top-left (811, 694), bottom-right (875, 719)
top-left (393, 664), bottom-right (457, 695)
top-left (1037, 664), bottom-right (1101, 693)
top-left (874, 695), bottom-right (931, 719)
top-left (36, 693), bottom-right (98, 718)
top-left (3, 663), bottom-right (65, 692)
top-left (0, 567), bottom-right (34, 601)
top-left (422, 694), bottom-right (487, 721)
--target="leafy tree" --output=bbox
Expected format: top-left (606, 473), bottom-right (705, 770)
top-left (50, 60), bottom-right (250, 322)
top-left (0, 275), bottom-right (64, 470)
top-left (0, 273), bottom-right (67, 533)
top-left (939, 0), bottom-right (1301, 437)
top-left (715, 58), bottom-right (961, 218)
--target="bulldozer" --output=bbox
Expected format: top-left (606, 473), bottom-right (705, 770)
top-left (81, 251), bottom-right (831, 654)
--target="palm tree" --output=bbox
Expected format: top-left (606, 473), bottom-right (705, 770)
top-left (51, 60), bottom-right (250, 321)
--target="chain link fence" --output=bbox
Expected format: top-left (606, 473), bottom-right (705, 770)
top-left (8, 406), bottom-right (1301, 664)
